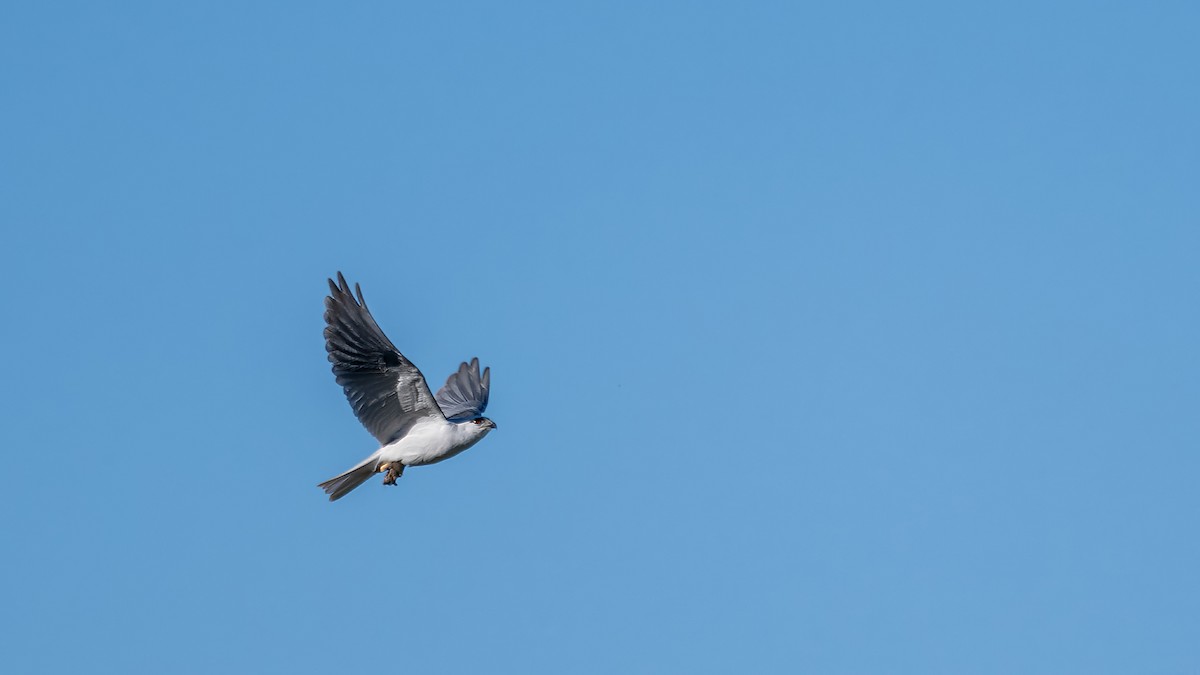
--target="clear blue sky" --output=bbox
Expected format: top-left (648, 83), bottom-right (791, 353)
top-left (2, 2), bottom-right (1197, 673)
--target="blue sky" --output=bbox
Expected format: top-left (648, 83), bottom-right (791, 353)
top-left (2, 1), bottom-right (1197, 672)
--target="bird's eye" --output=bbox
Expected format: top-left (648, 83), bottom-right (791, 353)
top-left (472, 418), bottom-right (482, 425)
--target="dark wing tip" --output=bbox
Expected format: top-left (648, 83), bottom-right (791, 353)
top-left (328, 271), bottom-right (353, 299)
top-left (327, 272), bottom-right (368, 310)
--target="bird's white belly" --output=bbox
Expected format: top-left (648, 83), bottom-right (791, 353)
top-left (377, 418), bottom-right (486, 467)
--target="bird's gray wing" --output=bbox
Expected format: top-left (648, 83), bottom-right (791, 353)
top-left (324, 272), bottom-right (445, 444)
top-left (434, 357), bottom-right (490, 422)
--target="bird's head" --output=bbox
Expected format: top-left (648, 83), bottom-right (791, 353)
top-left (470, 417), bottom-right (497, 431)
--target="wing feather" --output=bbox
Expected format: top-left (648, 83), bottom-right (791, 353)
top-left (434, 357), bottom-right (491, 422)
top-left (324, 272), bottom-right (445, 444)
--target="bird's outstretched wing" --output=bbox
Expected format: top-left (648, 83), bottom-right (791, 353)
top-left (324, 272), bottom-right (445, 444)
top-left (435, 357), bottom-right (490, 422)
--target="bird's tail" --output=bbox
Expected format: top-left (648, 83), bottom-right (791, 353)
top-left (318, 452), bottom-right (380, 502)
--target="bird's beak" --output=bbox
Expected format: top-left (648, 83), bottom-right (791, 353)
top-left (487, 420), bottom-right (498, 430)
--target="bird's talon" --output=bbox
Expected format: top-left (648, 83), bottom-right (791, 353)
top-left (381, 464), bottom-right (402, 485)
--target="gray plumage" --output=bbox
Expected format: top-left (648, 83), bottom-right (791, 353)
top-left (318, 457), bottom-right (378, 501)
top-left (324, 272), bottom-right (444, 445)
top-left (435, 357), bottom-right (490, 422)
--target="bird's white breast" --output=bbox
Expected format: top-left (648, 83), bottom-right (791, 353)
top-left (377, 417), bottom-right (489, 467)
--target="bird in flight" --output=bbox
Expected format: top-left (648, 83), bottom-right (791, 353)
top-left (318, 272), bottom-right (496, 501)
